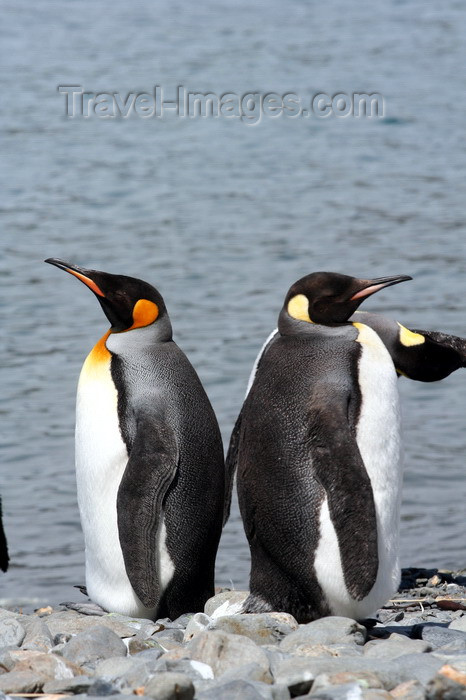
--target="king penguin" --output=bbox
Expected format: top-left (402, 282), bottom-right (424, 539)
top-left (46, 259), bottom-right (225, 620)
top-left (227, 272), bottom-right (466, 623)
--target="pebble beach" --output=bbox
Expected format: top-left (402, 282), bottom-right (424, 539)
top-left (0, 568), bottom-right (465, 700)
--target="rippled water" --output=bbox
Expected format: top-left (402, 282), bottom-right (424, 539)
top-left (1, 0), bottom-right (466, 607)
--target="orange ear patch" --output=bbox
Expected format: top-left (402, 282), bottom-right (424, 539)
top-left (129, 299), bottom-right (159, 330)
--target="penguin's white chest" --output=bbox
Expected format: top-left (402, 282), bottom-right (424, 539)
top-left (314, 324), bottom-right (403, 618)
top-left (75, 339), bottom-right (157, 618)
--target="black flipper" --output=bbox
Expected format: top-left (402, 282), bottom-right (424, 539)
top-left (224, 331), bottom-right (279, 525)
top-left (351, 311), bottom-right (466, 381)
top-left (117, 415), bottom-right (178, 609)
top-left (308, 393), bottom-right (379, 601)
top-left (0, 497), bottom-right (9, 573)
top-left (224, 410), bottom-right (241, 526)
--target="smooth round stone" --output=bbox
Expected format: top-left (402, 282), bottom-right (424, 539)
top-left (0, 617), bottom-right (25, 648)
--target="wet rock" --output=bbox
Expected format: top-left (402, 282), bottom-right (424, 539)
top-left (363, 633), bottom-right (431, 660)
top-left (209, 613), bottom-right (299, 646)
top-left (389, 679), bottom-right (425, 699)
top-left (281, 617), bottom-right (367, 653)
top-left (204, 591), bottom-right (249, 618)
top-left (60, 625), bottom-right (127, 667)
top-left (188, 629), bottom-right (270, 677)
top-left (21, 619), bottom-right (54, 652)
top-left (0, 670), bottom-right (44, 694)
top-left (143, 671), bottom-right (194, 699)
top-left (42, 675), bottom-right (94, 694)
top-left (0, 617), bottom-right (25, 648)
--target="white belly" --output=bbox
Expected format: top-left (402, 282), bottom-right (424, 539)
top-left (75, 354), bottom-right (158, 618)
top-left (314, 325), bottom-right (402, 618)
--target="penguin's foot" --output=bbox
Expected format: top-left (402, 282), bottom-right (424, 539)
top-left (59, 601), bottom-right (107, 616)
top-left (242, 593), bottom-right (274, 614)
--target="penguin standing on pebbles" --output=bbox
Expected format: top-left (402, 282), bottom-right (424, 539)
top-left (46, 259), bottom-right (225, 620)
top-left (227, 272), bottom-right (466, 623)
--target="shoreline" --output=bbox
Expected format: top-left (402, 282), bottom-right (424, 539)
top-left (0, 567), bottom-right (465, 700)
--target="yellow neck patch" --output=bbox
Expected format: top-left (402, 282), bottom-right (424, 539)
top-left (397, 323), bottom-right (425, 347)
top-left (82, 330), bottom-right (112, 377)
top-left (287, 294), bottom-right (313, 323)
top-left (352, 322), bottom-right (377, 346)
top-left (128, 299), bottom-right (159, 330)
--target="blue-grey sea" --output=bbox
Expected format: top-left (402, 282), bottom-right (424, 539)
top-left (1, 0), bottom-right (465, 607)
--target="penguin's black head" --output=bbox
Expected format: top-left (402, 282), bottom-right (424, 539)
top-left (45, 258), bottom-right (170, 334)
top-left (284, 271), bottom-right (412, 325)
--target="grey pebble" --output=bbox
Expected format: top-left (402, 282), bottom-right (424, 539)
top-left (426, 672), bottom-right (466, 700)
top-left (204, 591), bottom-right (249, 617)
top-left (388, 679), bottom-right (425, 700)
top-left (153, 627), bottom-right (185, 644)
top-left (195, 678), bottom-right (285, 700)
top-left (281, 617), bottom-right (367, 653)
top-left (87, 678), bottom-right (120, 696)
top-left (45, 610), bottom-right (138, 639)
top-left (183, 612), bottom-right (211, 642)
top-left (0, 670), bottom-right (44, 694)
top-left (188, 629), bottom-right (270, 678)
top-left (155, 657), bottom-right (214, 681)
top-left (219, 661), bottom-right (273, 685)
top-left (416, 624), bottom-right (466, 651)
top-left (311, 670), bottom-right (384, 692)
top-left (42, 675), bottom-right (94, 695)
top-left (273, 653), bottom-right (444, 692)
top-left (450, 617), bottom-right (466, 633)
top-left (391, 653), bottom-right (445, 687)
top-left (60, 625), bottom-right (127, 668)
top-left (21, 619), bottom-right (54, 652)
top-left (93, 655), bottom-right (152, 688)
top-left (133, 647), bottom-right (164, 664)
top-left (309, 681), bottom-right (365, 700)
top-left (143, 671), bottom-right (194, 700)
top-left (363, 633), bottom-right (431, 660)
top-left (0, 617), bottom-right (25, 648)
top-left (208, 613), bottom-right (299, 646)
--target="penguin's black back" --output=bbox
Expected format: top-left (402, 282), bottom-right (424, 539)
top-left (237, 324), bottom-right (378, 620)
